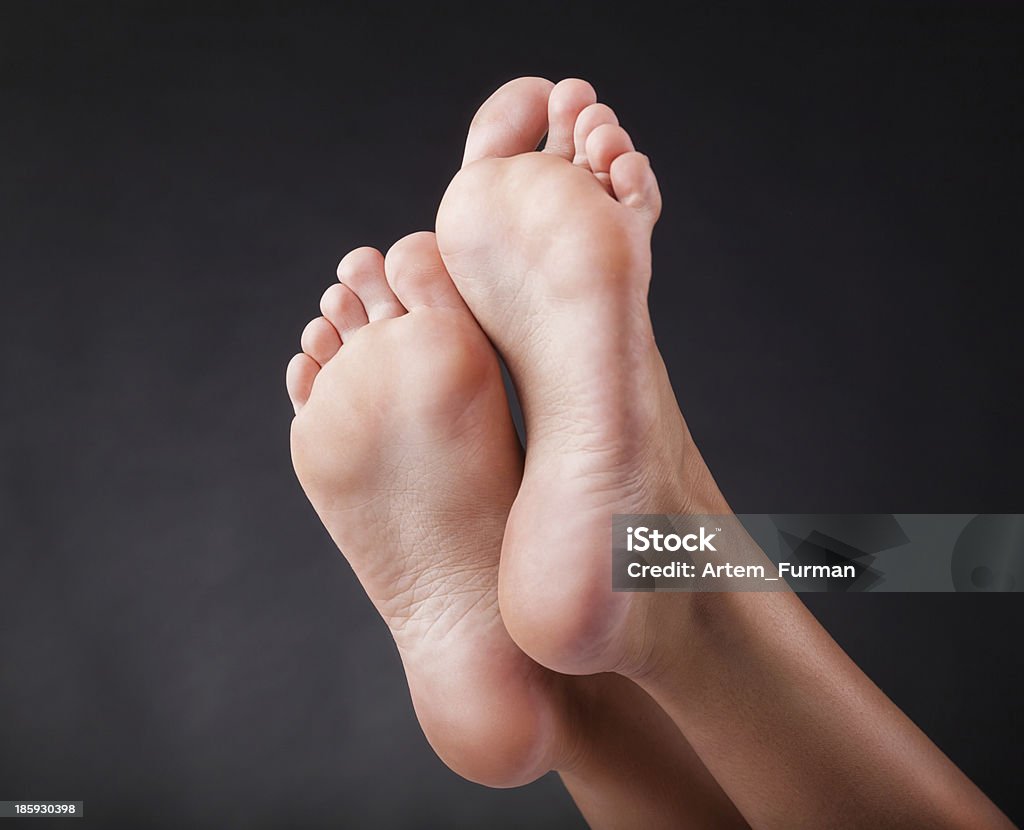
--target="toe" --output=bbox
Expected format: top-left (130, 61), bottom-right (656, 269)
top-left (321, 282), bottom-right (369, 340)
top-left (337, 247), bottom-right (406, 321)
top-left (300, 316), bottom-right (342, 366)
top-left (286, 352), bottom-right (319, 414)
top-left (463, 76), bottom-right (554, 166)
top-left (585, 123), bottom-right (635, 176)
top-left (384, 231), bottom-right (468, 311)
top-left (609, 152), bottom-right (662, 222)
top-left (543, 78), bottom-right (597, 159)
top-left (573, 103), bottom-right (619, 168)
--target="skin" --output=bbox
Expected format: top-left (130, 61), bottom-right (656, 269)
top-left (434, 77), bottom-right (1016, 829)
top-left (287, 232), bottom-right (746, 827)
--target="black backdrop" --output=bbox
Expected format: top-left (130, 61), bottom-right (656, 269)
top-left (2, 3), bottom-right (1021, 828)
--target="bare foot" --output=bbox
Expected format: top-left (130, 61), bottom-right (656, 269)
top-left (285, 232), bottom-right (748, 830)
top-left (437, 80), bottom-right (1017, 830)
top-left (436, 78), bottom-right (728, 677)
top-left (288, 231), bottom-right (568, 786)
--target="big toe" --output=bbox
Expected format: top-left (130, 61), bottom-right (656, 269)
top-left (462, 76), bottom-right (554, 165)
top-left (384, 231), bottom-right (468, 311)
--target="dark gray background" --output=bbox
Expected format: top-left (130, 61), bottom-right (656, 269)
top-left (2, 3), bottom-right (1022, 828)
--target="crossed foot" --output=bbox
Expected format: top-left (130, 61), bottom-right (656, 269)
top-left (286, 79), bottom-right (1013, 830)
top-left (286, 78), bottom-right (739, 823)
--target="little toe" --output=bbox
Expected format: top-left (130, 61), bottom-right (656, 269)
top-left (384, 231), bottom-right (468, 311)
top-left (337, 247), bottom-right (406, 321)
top-left (609, 151), bottom-right (662, 222)
top-left (543, 78), bottom-right (597, 160)
top-left (573, 103), bottom-right (619, 168)
top-left (463, 76), bottom-right (554, 166)
top-left (321, 282), bottom-right (369, 341)
top-left (300, 316), bottom-right (342, 366)
top-left (286, 352), bottom-right (320, 414)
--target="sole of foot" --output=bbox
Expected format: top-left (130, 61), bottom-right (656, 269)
top-left (287, 231), bottom-right (571, 787)
top-left (436, 78), bottom-right (728, 678)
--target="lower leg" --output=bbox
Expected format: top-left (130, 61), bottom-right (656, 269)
top-left (558, 673), bottom-right (747, 829)
top-left (626, 523), bottom-right (1015, 829)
